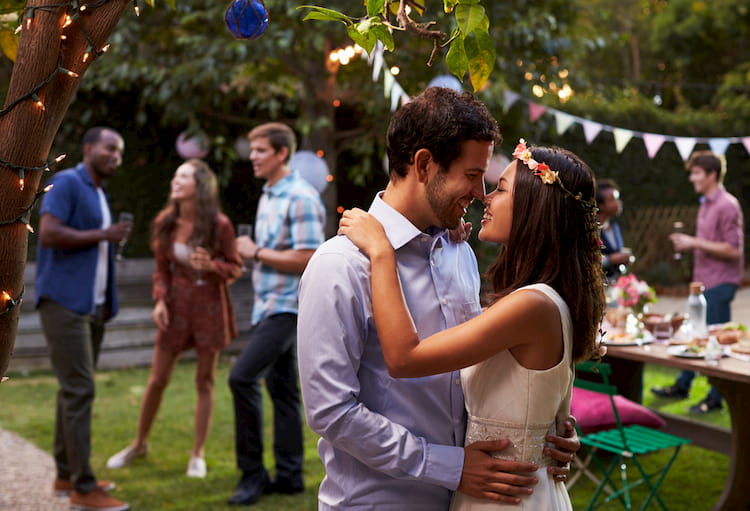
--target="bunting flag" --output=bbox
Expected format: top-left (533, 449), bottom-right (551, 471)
top-left (642, 133), bottom-right (666, 159)
top-left (363, 42), bottom-right (410, 112)
top-left (506, 90), bottom-right (750, 161)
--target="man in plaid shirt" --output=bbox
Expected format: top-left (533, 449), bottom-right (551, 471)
top-left (229, 122), bottom-right (325, 506)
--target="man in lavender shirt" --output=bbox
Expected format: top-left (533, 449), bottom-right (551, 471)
top-left (652, 150), bottom-right (744, 413)
top-left (297, 87), bottom-right (578, 510)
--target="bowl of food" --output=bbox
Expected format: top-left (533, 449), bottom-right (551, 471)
top-left (642, 313), bottom-right (685, 335)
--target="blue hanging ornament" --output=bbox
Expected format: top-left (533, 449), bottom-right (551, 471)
top-left (225, 0), bottom-right (268, 40)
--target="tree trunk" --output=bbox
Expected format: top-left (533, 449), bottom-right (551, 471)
top-left (0, 0), bottom-right (129, 378)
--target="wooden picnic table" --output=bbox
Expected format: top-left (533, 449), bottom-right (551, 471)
top-left (605, 342), bottom-right (750, 511)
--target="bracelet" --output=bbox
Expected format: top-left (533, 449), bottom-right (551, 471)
top-left (253, 247), bottom-right (263, 262)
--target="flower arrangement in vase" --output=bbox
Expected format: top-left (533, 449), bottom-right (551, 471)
top-left (613, 273), bottom-right (657, 316)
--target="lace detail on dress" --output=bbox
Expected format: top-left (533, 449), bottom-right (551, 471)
top-left (465, 414), bottom-right (554, 466)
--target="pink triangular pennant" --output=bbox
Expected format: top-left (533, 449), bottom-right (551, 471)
top-left (528, 103), bottom-right (547, 123)
top-left (743, 137), bottom-right (750, 156)
top-left (642, 133), bottom-right (666, 159)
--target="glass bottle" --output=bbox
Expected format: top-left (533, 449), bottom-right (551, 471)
top-left (704, 335), bottom-right (722, 365)
top-left (686, 282), bottom-right (708, 338)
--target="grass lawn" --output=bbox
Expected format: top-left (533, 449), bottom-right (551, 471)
top-left (0, 358), bottom-right (729, 510)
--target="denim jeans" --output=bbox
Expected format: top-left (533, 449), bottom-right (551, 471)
top-left (675, 283), bottom-right (738, 403)
top-left (228, 313), bottom-right (303, 485)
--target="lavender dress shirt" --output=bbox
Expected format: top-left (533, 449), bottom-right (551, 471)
top-left (298, 193), bottom-right (482, 510)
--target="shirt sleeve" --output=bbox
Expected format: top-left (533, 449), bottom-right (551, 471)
top-left (39, 173), bottom-right (75, 222)
top-left (288, 192), bottom-right (325, 250)
top-left (298, 248), bottom-right (464, 489)
top-left (211, 215), bottom-right (243, 281)
top-left (717, 201), bottom-right (742, 249)
top-left (151, 235), bottom-right (171, 302)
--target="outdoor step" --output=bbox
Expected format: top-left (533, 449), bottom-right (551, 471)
top-left (9, 259), bottom-right (254, 372)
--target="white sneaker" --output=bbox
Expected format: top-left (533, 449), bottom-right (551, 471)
top-left (186, 456), bottom-right (206, 478)
top-left (106, 444), bottom-right (148, 469)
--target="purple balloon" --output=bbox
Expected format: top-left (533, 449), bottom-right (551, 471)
top-left (225, 0), bottom-right (269, 40)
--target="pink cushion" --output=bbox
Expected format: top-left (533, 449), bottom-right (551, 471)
top-left (571, 387), bottom-right (666, 433)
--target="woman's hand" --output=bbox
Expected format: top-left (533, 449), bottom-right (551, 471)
top-left (152, 299), bottom-right (169, 331)
top-left (338, 208), bottom-right (391, 258)
top-left (190, 246), bottom-right (214, 272)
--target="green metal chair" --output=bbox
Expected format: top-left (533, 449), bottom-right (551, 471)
top-left (573, 361), bottom-right (691, 510)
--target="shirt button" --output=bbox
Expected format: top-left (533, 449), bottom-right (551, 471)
top-left (455, 378), bottom-right (461, 385)
top-left (442, 298), bottom-right (447, 304)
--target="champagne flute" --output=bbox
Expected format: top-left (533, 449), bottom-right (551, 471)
top-left (116, 212), bottom-right (134, 261)
top-left (190, 237), bottom-right (207, 286)
top-left (236, 224), bottom-right (253, 273)
top-left (673, 221), bottom-right (684, 260)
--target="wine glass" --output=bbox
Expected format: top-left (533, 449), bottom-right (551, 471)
top-left (236, 224), bottom-right (253, 273)
top-left (190, 237), bottom-right (207, 286)
top-left (116, 212), bottom-right (134, 261)
top-left (672, 221), bottom-right (684, 260)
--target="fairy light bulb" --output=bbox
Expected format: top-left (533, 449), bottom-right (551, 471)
top-left (18, 169), bottom-right (24, 190)
top-left (32, 94), bottom-right (45, 110)
top-left (63, 14), bottom-right (72, 28)
top-left (55, 154), bottom-right (66, 163)
top-left (43, 184), bottom-right (54, 192)
top-left (133, 0), bottom-right (140, 16)
top-left (2, 291), bottom-right (10, 305)
top-left (59, 67), bottom-right (79, 78)
top-left (82, 45), bottom-right (92, 62)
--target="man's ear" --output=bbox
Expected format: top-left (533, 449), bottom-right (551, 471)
top-left (414, 148), bottom-right (434, 183)
top-left (278, 146), bottom-right (289, 162)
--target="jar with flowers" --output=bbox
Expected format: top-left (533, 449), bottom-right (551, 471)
top-left (613, 274), bottom-right (658, 332)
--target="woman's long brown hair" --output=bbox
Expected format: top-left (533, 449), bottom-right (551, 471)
top-left (486, 146), bottom-right (605, 362)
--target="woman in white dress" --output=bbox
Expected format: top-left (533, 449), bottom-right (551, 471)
top-left (339, 140), bottom-right (606, 510)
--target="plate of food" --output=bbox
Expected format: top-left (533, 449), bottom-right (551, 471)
top-left (667, 344), bottom-right (728, 359)
top-left (602, 330), bottom-right (654, 346)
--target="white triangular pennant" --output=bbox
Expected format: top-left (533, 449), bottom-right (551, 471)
top-left (383, 70), bottom-right (394, 99)
top-left (642, 133), bottom-right (666, 159)
top-left (503, 90), bottom-right (520, 112)
top-left (613, 128), bottom-right (634, 153)
top-left (390, 82), bottom-right (404, 112)
top-left (370, 42), bottom-right (384, 82)
top-left (708, 138), bottom-right (730, 156)
top-left (673, 137), bottom-right (697, 162)
top-left (582, 120), bottom-right (602, 144)
top-left (554, 111), bottom-right (576, 135)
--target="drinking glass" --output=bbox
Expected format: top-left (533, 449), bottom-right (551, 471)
top-left (116, 212), bottom-right (134, 261)
top-left (191, 238), bottom-right (207, 285)
top-left (673, 221), bottom-right (684, 260)
top-left (652, 322), bottom-right (674, 343)
top-left (237, 224), bottom-right (253, 273)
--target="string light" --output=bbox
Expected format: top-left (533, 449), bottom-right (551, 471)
top-left (31, 93), bottom-right (45, 110)
top-left (133, 0), bottom-right (140, 16)
top-left (0, 288), bottom-right (24, 318)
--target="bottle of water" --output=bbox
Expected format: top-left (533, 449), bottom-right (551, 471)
top-left (687, 282), bottom-right (708, 338)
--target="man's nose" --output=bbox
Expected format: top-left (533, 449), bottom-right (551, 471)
top-left (473, 179), bottom-right (486, 200)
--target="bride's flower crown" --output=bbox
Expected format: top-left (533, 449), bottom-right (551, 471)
top-left (512, 139), bottom-right (598, 210)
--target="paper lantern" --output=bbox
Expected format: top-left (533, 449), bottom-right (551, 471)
top-left (176, 131), bottom-right (210, 160)
top-left (290, 150), bottom-right (329, 194)
top-left (225, 0), bottom-right (269, 40)
top-left (427, 75), bottom-right (463, 93)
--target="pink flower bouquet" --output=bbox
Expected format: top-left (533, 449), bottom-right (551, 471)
top-left (613, 274), bottom-right (657, 314)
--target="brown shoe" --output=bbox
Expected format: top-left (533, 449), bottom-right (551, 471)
top-left (53, 478), bottom-right (115, 497)
top-left (70, 488), bottom-right (129, 511)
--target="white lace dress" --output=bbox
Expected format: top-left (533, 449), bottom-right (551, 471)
top-left (450, 284), bottom-right (574, 511)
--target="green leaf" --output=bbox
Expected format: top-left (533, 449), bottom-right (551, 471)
top-left (370, 23), bottom-right (395, 51)
top-left (367, 0), bottom-right (385, 18)
top-left (445, 37), bottom-right (468, 82)
top-left (0, 28), bottom-right (17, 61)
top-left (346, 25), bottom-right (376, 54)
top-left (464, 29), bottom-right (494, 91)
top-left (298, 6), bottom-right (353, 24)
top-left (455, 3), bottom-right (485, 36)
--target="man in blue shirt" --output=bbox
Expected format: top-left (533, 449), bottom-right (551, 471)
top-left (298, 87), bottom-right (578, 510)
top-left (229, 123), bottom-right (325, 506)
top-left (36, 126), bottom-right (131, 511)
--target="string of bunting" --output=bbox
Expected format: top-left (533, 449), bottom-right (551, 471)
top-left (362, 43), bottom-right (750, 162)
top-left (503, 90), bottom-right (750, 162)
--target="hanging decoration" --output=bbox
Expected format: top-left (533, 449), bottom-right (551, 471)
top-left (503, 89), bottom-right (750, 161)
top-left (290, 150), bottom-right (330, 194)
top-left (225, 0), bottom-right (268, 40)
top-left (175, 131), bottom-right (210, 160)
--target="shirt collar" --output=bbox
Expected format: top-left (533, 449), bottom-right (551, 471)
top-left (262, 172), bottom-right (295, 196)
top-left (702, 185), bottom-right (725, 204)
top-left (368, 192), bottom-right (448, 250)
top-left (75, 163), bottom-right (98, 189)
